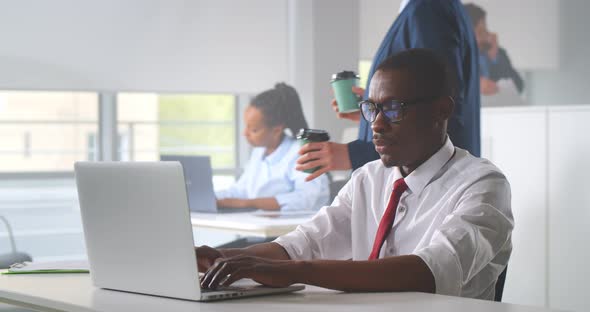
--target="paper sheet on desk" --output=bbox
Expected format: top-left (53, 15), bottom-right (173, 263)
top-left (481, 79), bottom-right (525, 107)
top-left (2, 259), bottom-right (89, 274)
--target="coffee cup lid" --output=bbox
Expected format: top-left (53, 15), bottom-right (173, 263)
top-left (331, 71), bottom-right (359, 82)
top-left (296, 128), bottom-right (330, 141)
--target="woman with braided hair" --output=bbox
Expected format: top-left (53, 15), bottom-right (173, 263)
top-left (215, 83), bottom-right (330, 212)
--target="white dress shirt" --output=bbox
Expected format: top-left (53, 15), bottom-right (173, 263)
top-left (215, 135), bottom-right (330, 212)
top-left (275, 138), bottom-right (513, 300)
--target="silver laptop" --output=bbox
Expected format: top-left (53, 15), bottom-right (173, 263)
top-left (160, 155), bottom-right (257, 213)
top-left (74, 161), bottom-right (304, 301)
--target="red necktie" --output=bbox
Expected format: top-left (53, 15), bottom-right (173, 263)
top-left (368, 178), bottom-right (408, 260)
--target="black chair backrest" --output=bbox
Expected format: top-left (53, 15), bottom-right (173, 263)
top-left (494, 266), bottom-right (508, 302)
top-left (329, 180), bottom-right (348, 203)
top-left (0, 216), bottom-right (33, 269)
top-left (0, 252), bottom-right (32, 269)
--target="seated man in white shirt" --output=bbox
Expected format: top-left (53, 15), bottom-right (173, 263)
top-left (195, 48), bottom-right (513, 300)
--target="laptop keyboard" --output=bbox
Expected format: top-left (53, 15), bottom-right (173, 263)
top-left (201, 284), bottom-right (265, 294)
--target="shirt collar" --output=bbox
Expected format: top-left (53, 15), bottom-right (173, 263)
top-left (392, 136), bottom-right (455, 195)
top-left (263, 135), bottom-right (293, 165)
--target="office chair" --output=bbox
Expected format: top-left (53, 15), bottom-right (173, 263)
top-left (325, 171), bottom-right (349, 203)
top-left (494, 266), bottom-right (508, 302)
top-left (0, 216), bottom-right (32, 269)
top-left (324, 126), bottom-right (356, 203)
top-left (328, 179), bottom-right (348, 203)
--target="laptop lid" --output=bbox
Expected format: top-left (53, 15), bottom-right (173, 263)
top-left (160, 155), bottom-right (217, 213)
top-left (75, 161), bottom-right (203, 301)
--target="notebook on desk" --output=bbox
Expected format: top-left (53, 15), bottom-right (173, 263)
top-left (3, 260), bottom-right (89, 274)
top-left (74, 161), bottom-right (304, 301)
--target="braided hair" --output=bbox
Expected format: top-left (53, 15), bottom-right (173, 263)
top-left (250, 83), bottom-right (309, 137)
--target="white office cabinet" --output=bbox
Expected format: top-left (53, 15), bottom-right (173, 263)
top-left (481, 107), bottom-right (548, 307)
top-left (359, 0), bottom-right (402, 60)
top-left (547, 106), bottom-right (590, 312)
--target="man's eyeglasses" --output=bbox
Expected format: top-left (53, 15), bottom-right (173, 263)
top-left (359, 96), bottom-right (439, 124)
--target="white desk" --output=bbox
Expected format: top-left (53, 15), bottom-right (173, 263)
top-left (191, 212), bottom-right (310, 238)
top-left (0, 272), bottom-right (564, 312)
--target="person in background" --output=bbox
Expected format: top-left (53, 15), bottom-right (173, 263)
top-left (464, 3), bottom-right (524, 95)
top-left (215, 83), bottom-right (329, 212)
top-left (297, 0), bottom-right (480, 182)
top-left (196, 49), bottom-right (513, 300)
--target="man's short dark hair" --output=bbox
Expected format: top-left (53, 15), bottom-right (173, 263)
top-left (464, 3), bottom-right (486, 27)
top-left (375, 48), bottom-right (455, 99)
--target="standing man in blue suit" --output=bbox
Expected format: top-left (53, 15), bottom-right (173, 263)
top-left (297, 0), bottom-right (480, 180)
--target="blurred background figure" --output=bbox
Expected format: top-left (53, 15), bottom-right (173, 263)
top-left (464, 3), bottom-right (524, 96)
top-left (215, 83), bottom-right (329, 213)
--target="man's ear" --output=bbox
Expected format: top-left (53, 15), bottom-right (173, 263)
top-left (434, 96), bottom-right (454, 123)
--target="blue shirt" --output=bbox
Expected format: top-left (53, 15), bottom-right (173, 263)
top-left (479, 53), bottom-right (495, 78)
top-left (349, 0), bottom-right (481, 169)
top-left (215, 136), bottom-right (330, 212)
top-left (479, 47), bottom-right (524, 93)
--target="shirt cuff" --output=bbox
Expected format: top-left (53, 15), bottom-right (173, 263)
top-left (273, 228), bottom-right (313, 260)
top-left (414, 243), bottom-right (463, 297)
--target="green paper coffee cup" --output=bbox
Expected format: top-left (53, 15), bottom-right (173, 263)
top-left (331, 71), bottom-right (361, 113)
top-left (296, 128), bottom-right (330, 174)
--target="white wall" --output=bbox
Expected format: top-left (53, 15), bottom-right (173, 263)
top-left (529, 0), bottom-right (590, 106)
top-left (0, 0), bottom-right (362, 140)
top-left (359, 0), bottom-right (401, 60)
top-left (0, 0), bottom-right (289, 94)
top-left (469, 0), bottom-right (559, 70)
top-left (289, 0), bottom-right (360, 140)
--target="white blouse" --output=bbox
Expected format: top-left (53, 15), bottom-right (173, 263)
top-left (215, 136), bottom-right (329, 212)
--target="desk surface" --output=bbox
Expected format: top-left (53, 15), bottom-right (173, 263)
top-left (191, 212), bottom-right (311, 237)
top-left (0, 272), bottom-right (562, 312)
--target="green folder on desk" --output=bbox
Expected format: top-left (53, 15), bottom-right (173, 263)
top-left (2, 260), bottom-right (89, 274)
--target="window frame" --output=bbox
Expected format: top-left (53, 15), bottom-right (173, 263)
top-left (0, 91), bottom-right (247, 180)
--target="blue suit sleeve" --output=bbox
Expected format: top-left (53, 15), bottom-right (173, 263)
top-left (408, 3), bottom-right (465, 125)
top-left (405, 1), bottom-right (480, 156)
top-left (347, 139), bottom-right (380, 171)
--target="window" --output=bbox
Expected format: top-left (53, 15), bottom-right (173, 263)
top-left (359, 60), bottom-right (372, 90)
top-left (0, 91), bottom-right (98, 262)
top-left (0, 91), bottom-right (98, 172)
top-left (117, 93), bottom-right (238, 188)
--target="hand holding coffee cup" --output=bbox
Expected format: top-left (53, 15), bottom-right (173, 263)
top-left (331, 86), bottom-right (365, 123)
top-left (331, 71), bottom-right (362, 117)
top-left (296, 129), bottom-right (330, 174)
top-left (296, 129), bottom-right (353, 182)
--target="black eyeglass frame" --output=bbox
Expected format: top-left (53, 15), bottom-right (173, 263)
top-left (358, 95), bottom-right (442, 124)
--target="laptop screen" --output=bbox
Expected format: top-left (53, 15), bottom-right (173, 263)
top-left (160, 155), bottom-right (217, 213)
